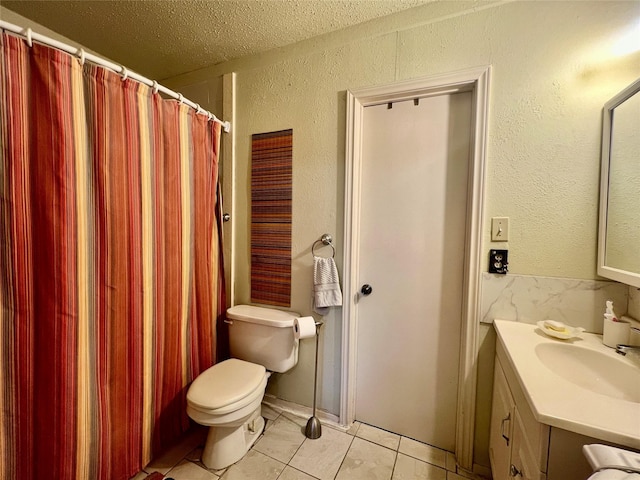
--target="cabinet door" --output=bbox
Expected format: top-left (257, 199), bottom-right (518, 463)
top-left (510, 409), bottom-right (546, 480)
top-left (489, 359), bottom-right (515, 480)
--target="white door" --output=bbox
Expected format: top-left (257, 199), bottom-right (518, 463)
top-left (355, 92), bottom-right (472, 450)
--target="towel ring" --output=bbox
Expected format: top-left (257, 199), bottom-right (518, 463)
top-left (312, 234), bottom-right (335, 258)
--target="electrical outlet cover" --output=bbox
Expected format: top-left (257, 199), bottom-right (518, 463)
top-left (489, 249), bottom-right (508, 274)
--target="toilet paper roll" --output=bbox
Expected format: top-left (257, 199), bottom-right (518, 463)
top-left (294, 316), bottom-right (316, 339)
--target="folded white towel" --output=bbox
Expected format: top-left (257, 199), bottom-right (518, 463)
top-left (313, 256), bottom-right (343, 315)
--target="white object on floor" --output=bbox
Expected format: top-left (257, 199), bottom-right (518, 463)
top-left (588, 471), bottom-right (640, 479)
top-left (584, 444), bottom-right (640, 480)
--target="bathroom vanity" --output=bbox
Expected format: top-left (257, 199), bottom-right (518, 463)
top-left (489, 320), bottom-right (640, 480)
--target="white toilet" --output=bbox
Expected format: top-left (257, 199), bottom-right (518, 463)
top-left (186, 305), bottom-right (300, 470)
top-left (583, 444), bottom-right (640, 479)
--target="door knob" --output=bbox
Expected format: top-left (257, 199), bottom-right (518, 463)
top-left (360, 284), bottom-right (373, 296)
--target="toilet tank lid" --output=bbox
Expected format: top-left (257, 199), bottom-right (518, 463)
top-left (227, 305), bottom-right (299, 328)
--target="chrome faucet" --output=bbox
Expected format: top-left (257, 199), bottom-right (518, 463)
top-left (615, 344), bottom-right (640, 356)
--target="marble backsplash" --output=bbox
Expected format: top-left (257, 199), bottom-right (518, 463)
top-left (480, 273), bottom-right (629, 333)
top-left (628, 286), bottom-right (640, 321)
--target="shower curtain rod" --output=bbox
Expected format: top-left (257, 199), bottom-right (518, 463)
top-left (0, 20), bottom-right (231, 133)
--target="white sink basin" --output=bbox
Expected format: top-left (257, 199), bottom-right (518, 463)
top-left (495, 319), bottom-right (640, 449)
top-left (535, 342), bottom-right (640, 403)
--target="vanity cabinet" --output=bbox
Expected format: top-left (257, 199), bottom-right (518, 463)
top-left (490, 320), bottom-right (639, 480)
top-left (489, 361), bottom-right (515, 478)
top-left (490, 354), bottom-right (549, 480)
top-left (511, 409), bottom-right (543, 480)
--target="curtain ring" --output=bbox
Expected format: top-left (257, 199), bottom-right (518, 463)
top-left (194, 103), bottom-right (202, 114)
top-left (178, 93), bottom-right (184, 105)
top-left (121, 66), bottom-right (128, 81)
top-left (207, 112), bottom-right (213, 122)
top-left (78, 48), bottom-right (86, 66)
top-left (25, 28), bottom-right (33, 47)
top-left (152, 80), bottom-right (160, 94)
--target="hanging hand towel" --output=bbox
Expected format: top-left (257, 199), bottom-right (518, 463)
top-left (313, 256), bottom-right (343, 316)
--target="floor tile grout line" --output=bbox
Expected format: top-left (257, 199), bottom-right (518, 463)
top-left (257, 423), bottom-right (355, 480)
top-left (283, 423), bottom-right (445, 479)
top-left (275, 463), bottom-right (322, 480)
top-left (354, 432), bottom-right (400, 453)
top-left (287, 426), bottom-right (308, 464)
top-left (249, 414), bottom-right (320, 477)
top-left (150, 414), bottom-right (463, 480)
top-left (334, 437), bottom-right (399, 480)
top-left (389, 448), bottom-right (400, 480)
top-left (331, 432), bottom-right (356, 479)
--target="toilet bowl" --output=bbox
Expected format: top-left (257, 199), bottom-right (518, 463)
top-left (187, 358), bottom-right (269, 469)
top-left (186, 305), bottom-right (300, 470)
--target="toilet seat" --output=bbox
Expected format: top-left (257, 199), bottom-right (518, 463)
top-left (187, 358), bottom-right (266, 413)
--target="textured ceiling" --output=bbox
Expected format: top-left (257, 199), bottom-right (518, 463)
top-left (2, 0), bottom-right (431, 80)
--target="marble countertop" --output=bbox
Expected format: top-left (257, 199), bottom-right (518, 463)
top-left (494, 319), bottom-right (640, 449)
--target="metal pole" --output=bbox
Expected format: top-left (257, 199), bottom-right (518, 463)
top-left (305, 321), bottom-right (323, 439)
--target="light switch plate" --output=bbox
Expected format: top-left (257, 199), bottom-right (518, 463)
top-left (491, 217), bottom-right (509, 241)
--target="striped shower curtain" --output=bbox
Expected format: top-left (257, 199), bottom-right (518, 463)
top-left (0, 32), bottom-right (225, 479)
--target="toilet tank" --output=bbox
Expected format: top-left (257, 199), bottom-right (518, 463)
top-left (226, 305), bottom-right (299, 373)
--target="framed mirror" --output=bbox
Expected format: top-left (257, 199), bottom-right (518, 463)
top-left (598, 77), bottom-right (640, 288)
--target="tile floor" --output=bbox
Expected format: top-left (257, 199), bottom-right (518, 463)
top-left (132, 405), bottom-right (487, 480)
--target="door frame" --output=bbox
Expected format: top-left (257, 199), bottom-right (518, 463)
top-left (341, 66), bottom-right (491, 470)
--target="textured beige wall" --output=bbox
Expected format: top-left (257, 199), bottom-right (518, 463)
top-left (1, 6), bottom-right (106, 58)
top-left (9, 0), bottom-right (639, 470)
top-left (163, 1), bottom-right (640, 469)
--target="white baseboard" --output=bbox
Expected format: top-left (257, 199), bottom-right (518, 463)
top-left (262, 394), bottom-right (347, 432)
